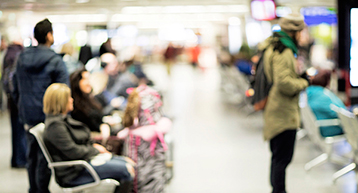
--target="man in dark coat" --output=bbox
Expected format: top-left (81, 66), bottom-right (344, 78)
top-left (12, 18), bottom-right (69, 193)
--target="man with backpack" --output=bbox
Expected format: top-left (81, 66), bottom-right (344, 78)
top-left (259, 13), bottom-right (309, 193)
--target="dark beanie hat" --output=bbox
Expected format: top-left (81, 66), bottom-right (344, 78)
top-left (279, 13), bottom-right (305, 32)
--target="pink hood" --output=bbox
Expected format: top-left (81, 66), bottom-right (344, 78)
top-left (117, 117), bottom-right (172, 142)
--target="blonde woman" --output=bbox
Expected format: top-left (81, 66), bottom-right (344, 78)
top-left (42, 83), bottom-right (134, 193)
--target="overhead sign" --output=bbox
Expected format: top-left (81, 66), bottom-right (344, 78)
top-left (300, 7), bottom-right (337, 25)
top-left (251, 0), bottom-right (276, 21)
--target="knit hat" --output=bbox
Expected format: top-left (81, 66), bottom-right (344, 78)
top-left (279, 13), bottom-right (305, 32)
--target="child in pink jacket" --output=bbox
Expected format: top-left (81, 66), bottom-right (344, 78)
top-left (117, 85), bottom-right (172, 193)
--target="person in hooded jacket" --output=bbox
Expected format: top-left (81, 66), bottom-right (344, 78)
top-left (260, 14), bottom-right (309, 193)
top-left (12, 18), bottom-right (69, 193)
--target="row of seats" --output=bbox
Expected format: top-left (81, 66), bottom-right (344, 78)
top-left (300, 92), bottom-right (358, 182)
top-left (219, 64), bottom-right (251, 107)
top-left (30, 123), bottom-right (119, 193)
top-left (30, 123), bottom-right (175, 192)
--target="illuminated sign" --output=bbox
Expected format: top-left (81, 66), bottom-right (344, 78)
top-left (251, 0), bottom-right (276, 21)
top-left (300, 7), bottom-right (337, 25)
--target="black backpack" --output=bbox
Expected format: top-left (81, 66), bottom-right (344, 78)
top-left (248, 49), bottom-right (272, 111)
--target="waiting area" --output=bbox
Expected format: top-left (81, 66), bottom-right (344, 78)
top-left (0, 63), bottom-right (357, 193)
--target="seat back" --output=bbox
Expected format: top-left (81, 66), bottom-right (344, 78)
top-left (332, 105), bottom-right (358, 151)
top-left (29, 123), bottom-right (54, 166)
top-left (29, 123), bottom-right (120, 192)
top-left (300, 104), bottom-right (324, 147)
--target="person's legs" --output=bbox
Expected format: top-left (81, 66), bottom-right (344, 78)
top-left (9, 96), bottom-right (27, 167)
top-left (99, 158), bottom-right (134, 193)
top-left (0, 83), bottom-right (3, 112)
top-left (67, 156), bottom-right (134, 192)
top-left (36, 148), bottom-right (51, 193)
top-left (25, 131), bottom-right (39, 193)
top-left (93, 157), bottom-right (134, 181)
top-left (270, 130), bottom-right (297, 193)
top-left (26, 129), bottom-right (51, 193)
top-left (114, 180), bottom-right (133, 193)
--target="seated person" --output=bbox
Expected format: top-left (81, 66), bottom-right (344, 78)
top-left (70, 68), bottom-right (124, 136)
top-left (60, 42), bottom-right (83, 74)
top-left (235, 59), bottom-right (252, 76)
top-left (306, 69), bottom-right (345, 137)
top-left (101, 53), bottom-right (138, 98)
top-left (88, 70), bottom-right (127, 115)
top-left (124, 54), bottom-right (152, 86)
top-left (42, 83), bottom-right (135, 193)
top-left (70, 68), bottom-right (124, 141)
top-left (234, 43), bottom-right (253, 75)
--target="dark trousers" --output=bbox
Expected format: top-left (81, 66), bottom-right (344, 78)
top-left (8, 95), bottom-right (27, 167)
top-left (26, 131), bottom-right (51, 193)
top-left (270, 130), bottom-right (297, 193)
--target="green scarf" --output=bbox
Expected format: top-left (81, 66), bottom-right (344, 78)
top-left (276, 31), bottom-right (298, 55)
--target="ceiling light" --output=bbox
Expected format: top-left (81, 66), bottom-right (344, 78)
top-left (228, 17), bottom-right (241, 25)
top-left (76, 0), bottom-right (89, 3)
top-left (121, 6), bottom-right (144, 14)
top-left (121, 5), bottom-right (249, 14)
top-left (47, 14), bottom-right (107, 23)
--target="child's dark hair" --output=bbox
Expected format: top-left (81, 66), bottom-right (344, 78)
top-left (311, 70), bottom-right (331, 87)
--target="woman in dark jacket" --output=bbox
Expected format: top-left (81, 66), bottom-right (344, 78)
top-left (43, 83), bottom-right (134, 193)
top-left (70, 68), bottom-right (113, 141)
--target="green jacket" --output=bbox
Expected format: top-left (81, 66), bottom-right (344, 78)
top-left (260, 37), bottom-right (308, 140)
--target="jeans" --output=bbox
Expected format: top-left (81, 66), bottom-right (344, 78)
top-left (26, 131), bottom-right (52, 193)
top-left (66, 156), bottom-right (133, 187)
top-left (8, 95), bottom-right (27, 167)
top-left (270, 130), bottom-right (297, 193)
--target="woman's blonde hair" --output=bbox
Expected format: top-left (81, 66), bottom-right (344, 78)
top-left (43, 83), bottom-right (71, 115)
top-left (61, 42), bottom-right (74, 56)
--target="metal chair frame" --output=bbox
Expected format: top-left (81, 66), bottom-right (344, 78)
top-left (331, 105), bottom-right (358, 182)
top-left (300, 101), bottom-right (349, 172)
top-left (29, 123), bottom-right (119, 193)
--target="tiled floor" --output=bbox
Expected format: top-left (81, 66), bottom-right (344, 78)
top-left (0, 63), bottom-right (357, 193)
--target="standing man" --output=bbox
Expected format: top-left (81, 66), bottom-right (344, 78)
top-left (260, 13), bottom-right (309, 193)
top-left (1, 27), bottom-right (26, 168)
top-left (13, 18), bottom-right (69, 193)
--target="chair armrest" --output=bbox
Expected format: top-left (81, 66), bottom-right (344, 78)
top-left (49, 160), bottom-right (100, 183)
top-left (316, 119), bottom-right (340, 127)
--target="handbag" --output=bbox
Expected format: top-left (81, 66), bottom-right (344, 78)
top-left (91, 134), bottom-right (124, 155)
top-left (105, 136), bottom-right (124, 155)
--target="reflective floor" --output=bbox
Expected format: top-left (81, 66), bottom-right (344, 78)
top-left (0, 63), bottom-right (357, 193)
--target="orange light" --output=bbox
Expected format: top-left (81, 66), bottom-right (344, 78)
top-left (246, 88), bottom-right (255, 97)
